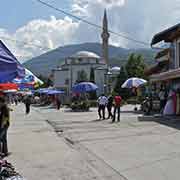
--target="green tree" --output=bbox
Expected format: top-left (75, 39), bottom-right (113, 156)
top-left (114, 66), bottom-right (128, 98)
top-left (89, 67), bottom-right (95, 83)
top-left (125, 53), bottom-right (146, 79)
top-left (76, 70), bottom-right (88, 83)
top-left (89, 68), bottom-right (97, 99)
top-left (37, 75), bottom-right (52, 88)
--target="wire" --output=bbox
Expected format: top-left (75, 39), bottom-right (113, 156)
top-left (35, 0), bottom-right (151, 47)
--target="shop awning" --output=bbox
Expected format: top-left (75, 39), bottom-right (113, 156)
top-left (155, 48), bottom-right (170, 60)
top-left (0, 83), bottom-right (18, 91)
top-left (144, 60), bottom-right (169, 76)
top-left (151, 23), bottom-right (180, 45)
top-left (0, 40), bottom-right (25, 82)
top-left (150, 68), bottom-right (180, 82)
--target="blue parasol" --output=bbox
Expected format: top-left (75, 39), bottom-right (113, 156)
top-left (121, 78), bottom-right (147, 88)
top-left (47, 90), bottom-right (65, 95)
top-left (36, 88), bottom-right (50, 94)
top-left (72, 82), bottom-right (98, 93)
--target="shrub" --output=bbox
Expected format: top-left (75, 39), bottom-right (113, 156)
top-left (70, 101), bottom-right (90, 111)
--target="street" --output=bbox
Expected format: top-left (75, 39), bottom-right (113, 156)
top-left (7, 104), bottom-right (180, 180)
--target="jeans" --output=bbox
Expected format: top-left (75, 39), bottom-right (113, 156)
top-left (98, 105), bottom-right (105, 119)
top-left (107, 105), bottom-right (113, 118)
top-left (0, 127), bottom-right (8, 154)
top-left (26, 104), bottom-right (30, 114)
top-left (113, 106), bottom-right (120, 122)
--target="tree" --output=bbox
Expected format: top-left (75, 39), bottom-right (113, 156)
top-left (37, 75), bottom-right (53, 88)
top-left (89, 68), bottom-right (97, 99)
top-left (125, 53), bottom-right (146, 79)
top-left (114, 66), bottom-right (128, 98)
top-left (76, 70), bottom-right (88, 83)
top-left (89, 67), bottom-right (95, 83)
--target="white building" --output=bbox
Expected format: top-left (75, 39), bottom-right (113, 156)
top-left (52, 51), bottom-right (108, 96)
top-left (52, 10), bottom-right (120, 98)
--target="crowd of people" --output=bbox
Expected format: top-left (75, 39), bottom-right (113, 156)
top-left (141, 84), bottom-right (180, 116)
top-left (97, 94), bottom-right (122, 122)
top-left (0, 85), bottom-right (175, 158)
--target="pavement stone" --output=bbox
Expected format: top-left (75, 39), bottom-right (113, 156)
top-left (6, 104), bottom-right (180, 180)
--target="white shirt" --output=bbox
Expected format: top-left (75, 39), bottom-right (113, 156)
top-left (98, 96), bottom-right (108, 105)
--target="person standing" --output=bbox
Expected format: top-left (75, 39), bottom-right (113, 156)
top-left (97, 94), bottom-right (108, 120)
top-left (56, 96), bottom-right (61, 110)
top-left (0, 97), bottom-right (10, 156)
top-left (24, 96), bottom-right (31, 114)
top-left (159, 85), bottom-right (166, 113)
top-left (107, 95), bottom-right (113, 119)
top-left (112, 94), bottom-right (122, 122)
top-left (14, 95), bottom-right (18, 106)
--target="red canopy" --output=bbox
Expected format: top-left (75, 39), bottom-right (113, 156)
top-left (0, 83), bottom-right (18, 91)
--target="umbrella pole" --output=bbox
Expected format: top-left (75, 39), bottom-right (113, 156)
top-left (135, 96), bottom-right (137, 111)
top-left (134, 88), bottom-right (138, 111)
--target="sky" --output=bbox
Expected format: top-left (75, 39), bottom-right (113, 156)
top-left (0, 0), bottom-right (180, 62)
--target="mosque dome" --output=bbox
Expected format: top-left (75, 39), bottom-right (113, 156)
top-left (71, 51), bottom-right (100, 59)
top-left (111, 66), bottom-right (121, 72)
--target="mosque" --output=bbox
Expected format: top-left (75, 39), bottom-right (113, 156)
top-left (52, 10), bottom-right (120, 96)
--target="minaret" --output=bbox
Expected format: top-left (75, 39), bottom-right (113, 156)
top-left (101, 9), bottom-right (110, 66)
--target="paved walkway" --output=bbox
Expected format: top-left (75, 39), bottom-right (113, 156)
top-left (6, 104), bottom-right (180, 180)
top-left (8, 104), bottom-right (123, 180)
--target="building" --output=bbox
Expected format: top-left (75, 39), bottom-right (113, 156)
top-left (53, 51), bottom-right (107, 96)
top-left (145, 23), bottom-right (180, 115)
top-left (148, 23), bottom-right (180, 90)
top-left (52, 10), bottom-right (118, 96)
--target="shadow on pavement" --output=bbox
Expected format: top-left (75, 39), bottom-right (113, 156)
top-left (120, 110), bottom-right (143, 114)
top-left (139, 115), bottom-right (180, 130)
top-left (63, 109), bottom-right (94, 113)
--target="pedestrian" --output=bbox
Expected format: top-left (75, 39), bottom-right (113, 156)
top-left (97, 94), bottom-right (108, 120)
top-left (24, 96), bottom-right (31, 114)
top-left (14, 95), bottom-right (18, 106)
top-left (0, 96), bottom-right (11, 156)
top-left (56, 96), bottom-right (61, 110)
top-left (107, 95), bottom-right (113, 119)
top-left (112, 94), bottom-right (122, 122)
top-left (159, 85), bottom-right (166, 113)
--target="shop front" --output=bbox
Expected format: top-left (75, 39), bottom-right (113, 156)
top-left (145, 23), bottom-right (180, 115)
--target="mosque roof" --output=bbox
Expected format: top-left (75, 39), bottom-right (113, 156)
top-left (111, 66), bottom-right (121, 71)
top-left (70, 51), bottom-right (100, 59)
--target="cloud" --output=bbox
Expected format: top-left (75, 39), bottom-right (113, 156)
top-left (97, 0), bottom-right (125, 7)
top-left (0, 0), bottom-right (180, 61)
top-left (72, 0), bottom-right (180, 48)
top-left (0, 16), bottom-right (79, 62)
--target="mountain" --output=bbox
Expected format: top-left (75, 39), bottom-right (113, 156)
top-left (24, 42), bottom-right (156, 76)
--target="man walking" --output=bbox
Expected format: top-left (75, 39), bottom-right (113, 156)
top-left (97, 94), bottom-right (108, 120)
top-left (56, 96), bottom-right (61, 110)
top-left (24, 96), bottom-right (31, 114)
top-left (107, 95), bottom-right (113, 119)
top-left (112, 94), bottom-right (122, 122)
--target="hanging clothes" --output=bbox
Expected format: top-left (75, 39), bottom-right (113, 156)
top-left (163, 90), bottom-right (176, 116)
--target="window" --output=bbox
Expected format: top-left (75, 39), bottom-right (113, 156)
top-left (176, 39), bottom-right (180, 68)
